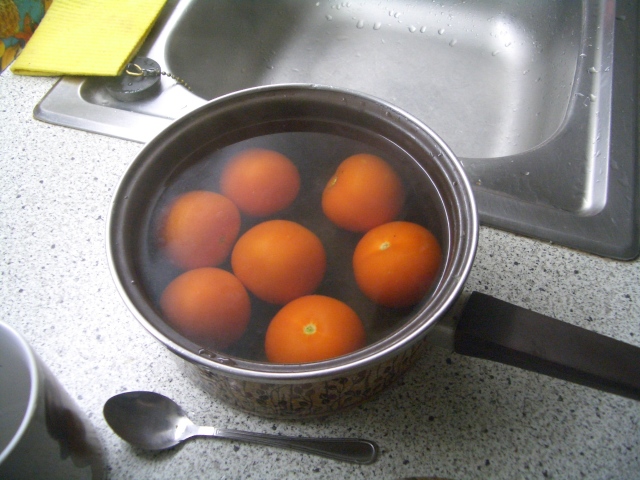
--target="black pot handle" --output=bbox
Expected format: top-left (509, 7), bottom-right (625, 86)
top-left (454, 292), bottom-right (640, 401)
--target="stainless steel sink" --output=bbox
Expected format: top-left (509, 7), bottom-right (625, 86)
top-left (34, 0), bottom-right (639, 259)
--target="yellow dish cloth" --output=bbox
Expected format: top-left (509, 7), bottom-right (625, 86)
top-left (11, 0), bottom-right (168, 76)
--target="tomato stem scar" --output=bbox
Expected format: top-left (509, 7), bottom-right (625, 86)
top-left (303, 323), bottom-right (317, 335)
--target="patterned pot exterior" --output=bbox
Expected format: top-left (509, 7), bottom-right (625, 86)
top-left (178, 340), bottom-right (426, 419)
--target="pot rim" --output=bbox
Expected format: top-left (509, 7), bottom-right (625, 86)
top-left (106, 83), bottom-right (478, 382)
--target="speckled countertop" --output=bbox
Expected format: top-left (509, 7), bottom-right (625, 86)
top-left (1, 71), bottom-right (639, 480)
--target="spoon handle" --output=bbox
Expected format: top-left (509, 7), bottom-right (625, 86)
top-left (198, 427), bottom-right (378, 464)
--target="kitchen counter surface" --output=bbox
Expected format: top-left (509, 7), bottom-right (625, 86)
top-left (1, 71), bottom-right (638, 480)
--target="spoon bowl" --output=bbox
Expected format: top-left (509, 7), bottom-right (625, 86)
top-left (103, 391), bottom-right (379, 464)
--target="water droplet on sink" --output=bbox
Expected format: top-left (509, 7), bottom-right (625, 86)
top-left (588, 66), bottom-right (599, 73)
top-left (449, 38), bottom-right (457, 46)
top-left (408, 25), bottom-right (417, 33)
top-left (491, 50), bottom-right (500, 56)
top-left (438, 28), bottom-right (445, 35)
top-left (326, 14), bottom-right (333, 21)
top-left (590, 94), bottom-right (597, 102)
top-left (373, 21), bottom-right (382, 30)
top-left (420, 25), bottom-right (427, 33)
top-left (357, 19), bottom-right (365, 28)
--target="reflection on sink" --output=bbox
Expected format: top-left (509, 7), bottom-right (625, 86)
top-left (34, 0), bottom-right (639, 259)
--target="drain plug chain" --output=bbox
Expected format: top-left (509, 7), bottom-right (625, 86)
top-left (106, 56), bottom-right (192, 102)
top-left (125, 61), bottom-right (192, 91)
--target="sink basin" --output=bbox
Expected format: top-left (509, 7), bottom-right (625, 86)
top-left (34, 0), bottom-right (639, 259)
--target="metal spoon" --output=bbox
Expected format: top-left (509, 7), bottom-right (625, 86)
top-left (103, 391), bottom-right (379, 464)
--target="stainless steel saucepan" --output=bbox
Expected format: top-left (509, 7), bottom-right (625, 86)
top-left (107, 85), bottom-right (640, 419)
